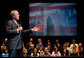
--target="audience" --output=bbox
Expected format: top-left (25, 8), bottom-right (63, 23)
top-left (1, 38), bottom-right (83, 57)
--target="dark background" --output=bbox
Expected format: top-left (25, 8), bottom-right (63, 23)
top-left (0, 0), bottom-right (83, 53)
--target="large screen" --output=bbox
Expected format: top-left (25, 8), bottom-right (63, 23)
top-left (29, 3), bottom-right (77, 36)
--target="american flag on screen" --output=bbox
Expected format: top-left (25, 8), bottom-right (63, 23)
top-left (29, 3), bottom-right (77, 36)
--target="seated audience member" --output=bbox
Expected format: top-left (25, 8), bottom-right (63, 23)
top-left (36, 42), bottom-right (44, 49)
top-left (63, 44), bottom-right (70, 56)
top-left (38, 46), bottom-right (44, 56)
top-left (66, 42), bottom-right (70, 56)
top-left (29, 38), bottom-right (33, 44)
top-left (42, 47), bottom-right (51, 57)
top-left (23, 48), bottom-right (28, 57)
top-left (70, 39), bottom-right (78, 50)
top-left (57, 43), bottom-right (62, 53)
top-left (1, 49), bottom-right (9, 57)
top-left (31, 48), bottom-right (39, 57)
top-left (4, 38), bottom-right (8, 46)
top-left (28, 44), bottom-right (34, 56)
top-left (27, 42), bottom-right (33, 52)
top-left (66, 42), bottom-right (70, 51)
top-left (1, 42), bottom-right (7, 53)
top-left (28, 42), bottom-right (32, 48)
top-left (22, 42), bottom-right (25, 50)
top-left (77, 43), bottom-right (83, 56)
top-left (63, 44), bottom-right (67, 56)
top-left (53, 39), bottom-right (59, 47)
top-left (53, 39), bottom-right (62, 53)
top-left (38, 38), bottom-right (42, 43)
top-left (27, 38), bottom-right (34, 50)
top-left (46, 40), bottom-right (52, 53)
top-left (69, 44), bottom-right (79, 56)
top-left (51, 47), bottom-right (61, 57)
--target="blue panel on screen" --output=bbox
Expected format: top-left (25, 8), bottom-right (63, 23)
top-left (29, 3), bottom-right (77, 36)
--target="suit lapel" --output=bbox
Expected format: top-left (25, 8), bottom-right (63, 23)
top-left (12, 20), bottom-right (19, 28)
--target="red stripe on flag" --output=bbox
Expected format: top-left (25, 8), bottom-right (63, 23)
top-left (29, 5), bottom-right (70, 11)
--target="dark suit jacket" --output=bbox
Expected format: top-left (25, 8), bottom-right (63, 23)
top-left (6, 19), bottom-right (32, 49)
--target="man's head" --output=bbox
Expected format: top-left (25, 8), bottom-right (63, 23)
top-left (10, 10), bottom-right (20, 20)
top-left (79, 43), bottom-right (82, 47)
top-left (56, 39), bottom-right (59, 43)
top-left (30, 44), bottom-right (34, 49)
top-left (72, 39), bottom-right (76, 44)
top-left (39, 42), bottom-right (42, 46)
top-left (38, 39), bottom-right (42, 42)
top-left (44, 47), bottom-right (48, 52)
top-left (30, 38), bottom-right (33, 42)
top-left (4, 38), bottom-right (8, 43)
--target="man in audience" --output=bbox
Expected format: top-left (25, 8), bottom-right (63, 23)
top-left (28, 44), bottom-right (34, 56)
top-left (42, 47), bottom-right (51, 57)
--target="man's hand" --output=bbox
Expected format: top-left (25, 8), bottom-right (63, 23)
top-left (18, 27), bottom-right (23, 31)
top-left (31, 26), bottom-right (40, 31)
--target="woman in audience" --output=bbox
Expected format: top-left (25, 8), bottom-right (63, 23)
top-left (66, 42), bottom-right (70, 56)
top-left (69, 44), bottom-right (79, 56)
top-left (31, 48), bottom-right (39, 57)
top-left (77, 43), bottom-right (83, 56)
top-left (38, 46), bottom-right (44, 56)
top-left (51, 47), bottom-right (61, 57)
top-left (23, 48), bottom-right (28, 57)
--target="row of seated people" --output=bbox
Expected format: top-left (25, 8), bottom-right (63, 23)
top-left (1, 38), bottom-right (83, 57)
top-left (22, 38), bottom-right (83, 57)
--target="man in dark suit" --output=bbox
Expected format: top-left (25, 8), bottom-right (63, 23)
top-left (6, 10), bottom-right (40, 57)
